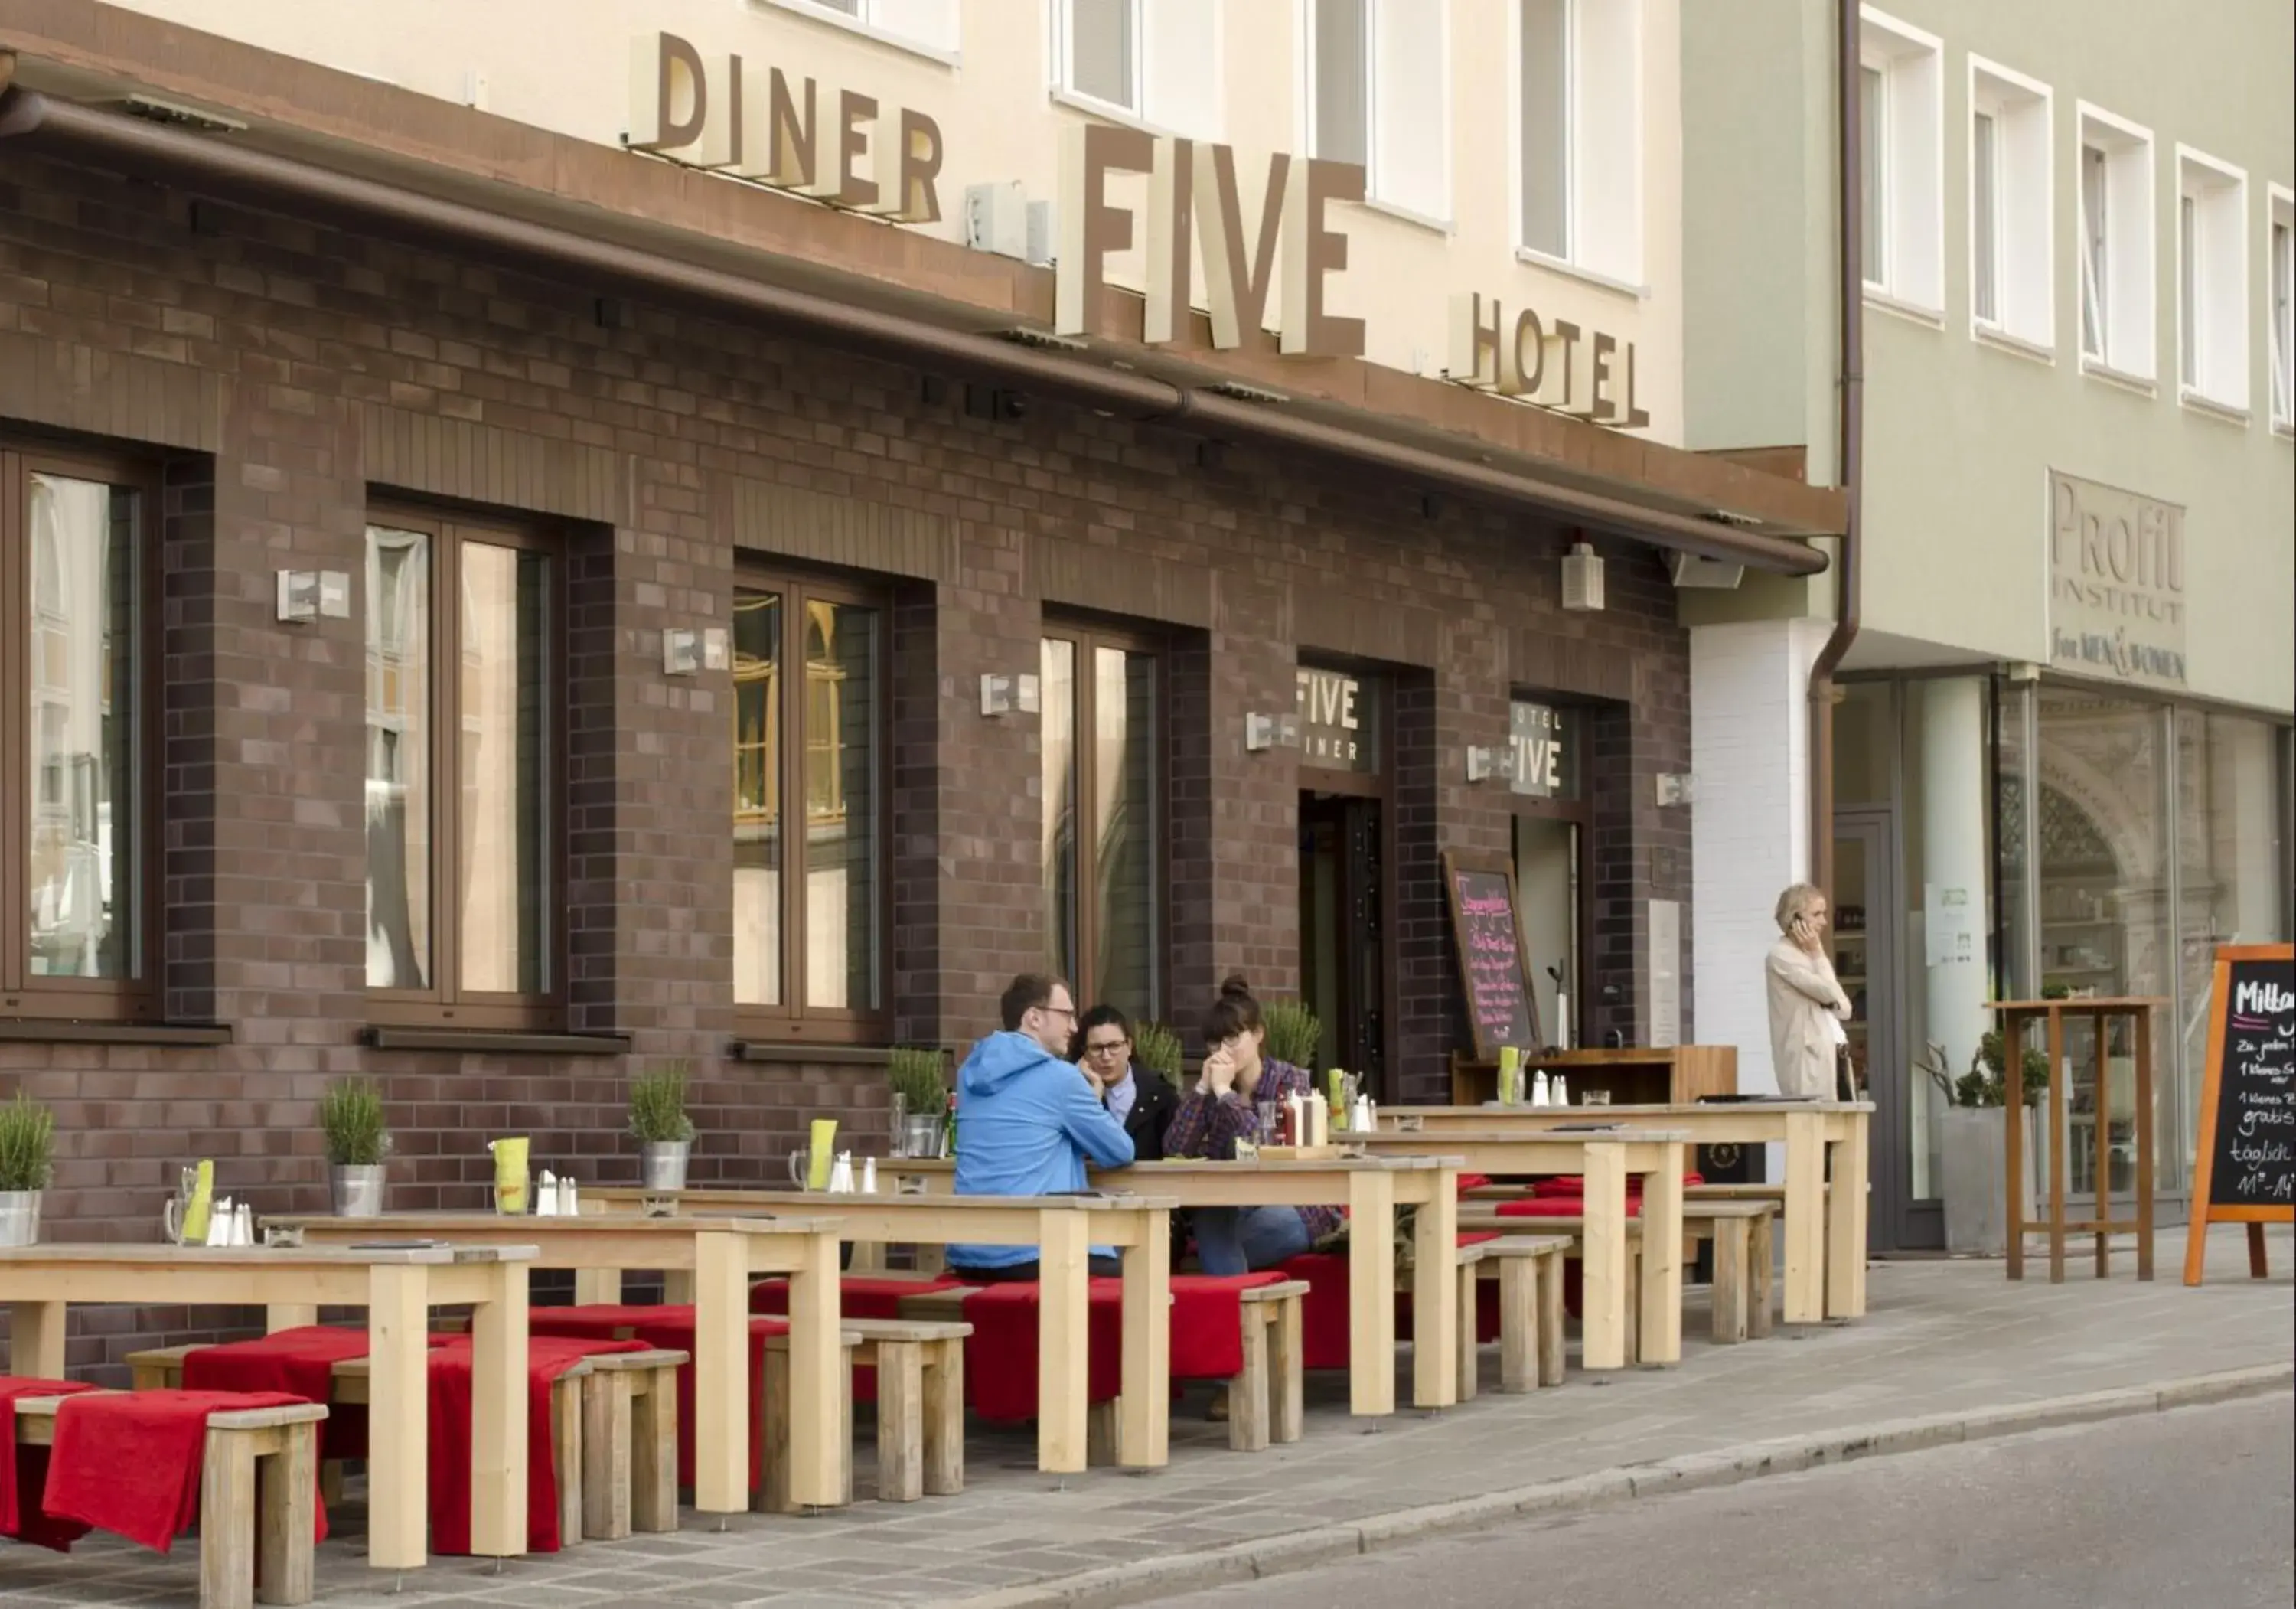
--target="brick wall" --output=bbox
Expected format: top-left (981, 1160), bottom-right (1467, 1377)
top-left (0, 149), bottom-right (1694, 1378)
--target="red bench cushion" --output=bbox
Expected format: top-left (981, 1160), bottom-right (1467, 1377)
top-left (960, 1274), bottom-right (1284, 1422)
top-left (752, 1274), bottom-right (962, 1320)
top-left (530, 1306), bottom-right (788, 1492)
top-left (0, 1376), bottom-right (99, 1552)
top-left (43, 1389), bottom-right (320, 1555)
top-left (181, 1324), bottom-right (416, 1464)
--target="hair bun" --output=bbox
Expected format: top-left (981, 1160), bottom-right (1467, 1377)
top-left (1218, 973), bottom-right (1253, 1000)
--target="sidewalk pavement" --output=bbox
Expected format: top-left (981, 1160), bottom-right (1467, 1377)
top-left (5, 1226), bottom-right (2289, 1608)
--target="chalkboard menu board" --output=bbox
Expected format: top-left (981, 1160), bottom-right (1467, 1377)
top-left (2183, 944), bottom-right (2295, 1285)
top-left (1440, 850), bottom-right (1539, 1060)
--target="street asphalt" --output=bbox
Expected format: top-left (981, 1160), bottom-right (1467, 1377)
top-left (1153, 1393), bottom-right (2296, 1608)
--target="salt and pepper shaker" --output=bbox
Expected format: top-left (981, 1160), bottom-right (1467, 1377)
top-left (233, 1202), bottom-right (253, 1246)
top-left (537, 1170), bottom-right (561, 1216)
top-left (828, 1152), bottom-right (855, 1194)
top-left (861, 1156), bottom-right (879, 1195)
top-left (1551, 1075), bottom-right (1568, 1106)
top-left (1531, 1071), bottom-right (1551, 1107)
top-left (559, 1177), bottom-right (579, 1216)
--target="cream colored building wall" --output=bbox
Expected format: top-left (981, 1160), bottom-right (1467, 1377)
top-left (106, 0), bottom-right (1687, 444)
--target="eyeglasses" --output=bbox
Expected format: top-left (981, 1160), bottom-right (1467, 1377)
top-left (1085, 1039), bottom-right (1130, 1058)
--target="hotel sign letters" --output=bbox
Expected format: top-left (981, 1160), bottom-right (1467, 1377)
top-left (628, 31), bottom-right (946, 222)
top-left (2047, 471), bottom-right (2187, 690)
top-left (1447, 292), bottom-right (1652, 427)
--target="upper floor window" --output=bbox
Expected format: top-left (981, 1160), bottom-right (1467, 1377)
top-left (1858, 8), bottom-right (1943, 313)
top-left (2, 444), bottom-right (155, 1022)
top-left (1516, 0), bottom-right (1642, 283)
top-left (1042, 624), bottom-right (1162, 1021)
top-left (1308, 0), bottom-right (1449, 224)
top-left (1968, 58), bottom-right (2052, 349)
top-left (2177, 147), bottom-right (2249, 412)
top-left (2270, 188), bottom-right (2294, 429)
top-left (765, 0), bottom-right (960, 56)
top-left (1055, 0), bottom-right (1221, 139)
top-left (2077, 105), bottom-right (2156, 380)
top-left (364, 510), bottom-right (559, 1027)
top-left (734, 572), bottom-right (885, 1040)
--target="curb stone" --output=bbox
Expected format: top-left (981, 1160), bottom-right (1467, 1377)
top-left (947, 1363), bottom-right (2294, 1609)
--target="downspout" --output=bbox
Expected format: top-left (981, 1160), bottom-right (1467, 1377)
top-left (1808, 0), bottom-right (1866, 911)
top-left (0, 86), bottom-right (1834, 575)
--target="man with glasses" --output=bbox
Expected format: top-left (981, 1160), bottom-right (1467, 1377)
top-left (947, 974), bottom-right (1137, 1281)
top-left (1074, 1005), bottom-right (1179, 1163)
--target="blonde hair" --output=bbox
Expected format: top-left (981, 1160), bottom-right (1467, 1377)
top-left (1773, 883), bottom-right (1826, 934)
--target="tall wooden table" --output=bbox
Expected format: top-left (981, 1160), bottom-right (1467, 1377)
top-left (1381, 1101), bottom-right (1872, 1324)
top-left (1992, 997), bottom-right (2161, 1283)
top-left (587, 1187), bottom-right (1173, 1474)
top-left (1351, 1130), bottom-right (1685, 1368)
top-left (269, 1212), bottom-right (846, 1516)
top-left (1, 1242), bottom-right (534, 1571)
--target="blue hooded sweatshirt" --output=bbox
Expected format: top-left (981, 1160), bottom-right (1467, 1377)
top-left (948, 1030), bottom-right (1136, 1270)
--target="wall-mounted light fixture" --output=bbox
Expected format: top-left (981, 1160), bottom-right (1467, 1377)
top-left (1561, 541), bottom-right (1606, 612)
top-left (275, 570), bottom-right (350, 624)
top-left (1655, 772), bottom-right (1697, 808)
top-left (1244, 712), bottom-right (1302, 753)
top-left (1466, 744), bottom-right (1517, 784)
top-left (662, 626), bottom-right (731, 676)
top-left (980, 671), bottom-right (1042, 717)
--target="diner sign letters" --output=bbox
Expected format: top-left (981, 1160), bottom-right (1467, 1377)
top-left (2182, 943), bottom-right (2295, 1285)
top-left (2047, 470), bottom-right (2188, 690)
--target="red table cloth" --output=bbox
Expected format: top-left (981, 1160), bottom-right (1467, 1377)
top-left (528, 1306), bottom-right (788, 1492)
top-left (959, 1274), bottom-right (1281, 1423)
top-left (1527, 1172), bottom-right (1705, 1197)
top-left (180, 1324), bottom-right (435, 1462)
top-left (0, 1376), bottom-right (98, 1552)
top-left (42, 1389), bottom-right (319, 1554)
top-left (425, 1335), bottom-right (649, 1555)
top-left (751, 1273), bottom-right (962, 1320)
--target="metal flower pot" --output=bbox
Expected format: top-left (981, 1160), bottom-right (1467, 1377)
top-left (328, 1164), bottom-right (387, 1219)
top-left (0, 1190), bottom-right (41, 1248)
top-left (639, 1141), bottom-right (691, 1192)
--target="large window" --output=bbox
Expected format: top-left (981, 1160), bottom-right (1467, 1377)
top-left (1055, 0), bottom-right (1221, 139)
top-left (1516, 0), bottom-right (1642, 282)
top-left (734, 575), bottom-right (884, 1038)
top-left (1309, 0), bottom-right (1448, 223)
top-left (2177, 146), bottom-right (2249, 410)
top-left (2270, 188), bottom-right (2294, 429)
top-left (2, 446), bottom-right (152, 1020)
top-left (1858, 9), bottom-right (1944, 312)
top-left (763, 0), bottom-right (959, 55)
top-left (1042, 625), bottom-right (1160, 1021)
top-left (1968, 58), bottom-right (2051, 349)
top-left (364, 511), bottom-right (557, 1026)
top-left (2076, 106), bottom-right (2156, 379)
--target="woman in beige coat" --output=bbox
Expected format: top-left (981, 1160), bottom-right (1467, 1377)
top-left (1766, 882), bottom-right (1854, 1099)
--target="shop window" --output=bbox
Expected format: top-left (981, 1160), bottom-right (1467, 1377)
top-left (364, 511), bottom-right (559, 1027)
top-left (1509, 697), bottom-right (1588, 1048)
top-left (1, 446), bottom-right (154, 1020)
top-left (1968, 58), bottom-right (2053, 350)
top-left (2077, 105), bottom-right (2156, 380)
top-left (734, 574), bottom-right (885, 1039)
top-left (2177, 146), bottom-right (2249, 411)
top-left (1516, 0), bottom-right (1642, 283)
top-left (1055, 0), bottom-right (1221, 139)
top-left (1309, 0), bottom-right (1450, 223)
top-left (1858, 8), bottom-right (1943, 313)
top-left (762, 0), bottom-right (960, 57)
top-left (1042, 625), bottom-right (1162, 1020)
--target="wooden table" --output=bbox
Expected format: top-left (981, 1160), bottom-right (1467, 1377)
top-left (879, 1155), bottom-right (1463, 1416)
top-left (1991, 997), bottom-right (2161, 1284)
top-left (1349, 1130), bottom-right (1684, 1368)
top-left (1381, 1101), bottom-right (1873, 1324)
top-left (269, 1212), bottom-right (846, 1516)
top-left (1, 1241), bottom-right (534, 1571)
top-left (587, 1187), bottom-right (1174, 1476)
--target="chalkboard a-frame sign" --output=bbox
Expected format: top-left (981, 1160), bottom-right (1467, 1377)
top-left (2182, 943), bottom-right (2296, 1287)
top-left (1440, 850), bottom-right (1541, 1061)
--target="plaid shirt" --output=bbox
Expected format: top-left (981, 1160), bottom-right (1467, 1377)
top-left (1162, 1059), bottom-right (1345, 1242)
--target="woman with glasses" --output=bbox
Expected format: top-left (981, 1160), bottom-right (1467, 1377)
top-left (1071, 1004), bottom-right (1179, 1162)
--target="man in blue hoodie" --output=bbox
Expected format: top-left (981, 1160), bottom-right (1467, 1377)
top-left (947, 974), bottom-right (1137, 1281)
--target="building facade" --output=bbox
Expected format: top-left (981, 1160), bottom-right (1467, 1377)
top-left (1682, 0), bottom-right (2294, 1247)
top-left (0, 1), bottom-right (1841, 1369)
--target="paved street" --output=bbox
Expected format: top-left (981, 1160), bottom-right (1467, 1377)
top-left (1158, 1394), bottom-right (2296, 1609)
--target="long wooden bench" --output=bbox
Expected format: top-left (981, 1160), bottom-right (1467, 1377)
top-left (1456, 1203), bottom-right (1777, 1345)
top-left (12, 1392), bottom-right (326, 1609)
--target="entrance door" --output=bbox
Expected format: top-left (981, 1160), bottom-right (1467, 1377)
top-left (1834, 809), bottom-right (1936, 1250)
top-left (1299, 793), bottom-right (1385, 1091)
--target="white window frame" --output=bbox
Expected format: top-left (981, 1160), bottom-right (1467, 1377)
top-left (1050, 0), bottom-right (1225, 141)
top-left (2176, 144), bottom-right (2251, 418)
top-left (2269, 184), bottom-right (2294, 433)
top-left (1510, 0), bottom-right (1646, 294)
top-left (2074, 102), bottom-right (2157, 387)
top-left (758, 0), bottom-right (962, 66)
top-left (1965, 55), bottom-right (2053, 357)
top-left (1857, 7), bottom-right (1944, 319)
top-left (1300, 0), bottom-right (1454, 231)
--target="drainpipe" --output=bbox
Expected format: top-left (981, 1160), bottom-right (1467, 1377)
top-left (1808, 0), bottom-right (1866, 912)
top-left (0, 85), bottom-right (1835, 576)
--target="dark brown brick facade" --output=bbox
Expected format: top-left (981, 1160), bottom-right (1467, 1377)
top-left (0, 148), bottom-right (1694, 1378)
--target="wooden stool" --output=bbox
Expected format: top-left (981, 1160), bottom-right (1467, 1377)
top-left (14, 1393), bottom-right (327, 1609)
top-left (1231, 1281), bottom-right (1307, 1451)
top-left (1478, 1235), bottom-right (1570, 1390)
top-left (578, 1348), bottom-right (686, 1540)
top-left (848, 1318), bottom-right (970, 1502)
top-left (1701, 1203), bottom-right (1778, 1344)
top-left (757, 1328), bottom-right (863, 1514)
top-left (1450, 1244), bottom-right (1492, 1402)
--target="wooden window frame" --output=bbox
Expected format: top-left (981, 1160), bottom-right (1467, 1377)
top-left (364, 505), bottom-right (566, 1032)
top-left (0, 442), bottom-right (163, 1024)
top-left (733, 566), bottom-right (892, 1046)
top-left (1042, 618), bottom-right (1169, 1022)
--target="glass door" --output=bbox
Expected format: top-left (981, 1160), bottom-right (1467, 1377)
top-left (1836, 808), bottom-right (1923, 1250)
top-left (1299, 792), bottom-right (1386, 1092)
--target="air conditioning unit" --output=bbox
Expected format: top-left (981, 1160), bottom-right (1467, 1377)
top-left (1561, 542), bottom-right (1606, 612)
top-left (1668, 552), bottom-right (1746, 589)
top-left (964, 181), bottom-right (1029, 260)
